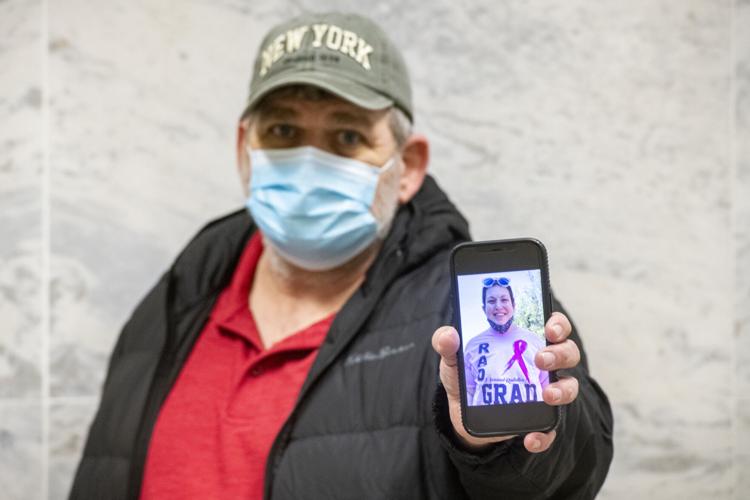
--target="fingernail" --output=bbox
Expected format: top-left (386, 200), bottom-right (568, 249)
top-left (549, 388), bottom-right (562, 403)
top-left (530, 439), bottom-right (542, 451)
top-left (552, 323), bottom-right (563, 338)
top-left (541, 352), bottom-right (555, 369)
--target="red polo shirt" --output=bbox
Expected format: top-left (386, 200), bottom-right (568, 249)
top-left (140, 233), bottom-right (333, 499)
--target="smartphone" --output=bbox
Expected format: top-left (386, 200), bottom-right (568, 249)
top-left (450, 238), bottom-right (560, 437)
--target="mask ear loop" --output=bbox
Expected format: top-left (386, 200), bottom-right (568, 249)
top-left (379, 155), bottom-right (398, 174)
top-left (372, 153), bottom-right (403, 239)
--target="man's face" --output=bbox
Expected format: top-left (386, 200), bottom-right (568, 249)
top-left (240, 91), bottom-right (403, 236)
top-left (484, 286), bottom-right (514, 325)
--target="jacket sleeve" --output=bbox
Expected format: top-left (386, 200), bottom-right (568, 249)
top-left (432, 296), bottom-right (614, 499)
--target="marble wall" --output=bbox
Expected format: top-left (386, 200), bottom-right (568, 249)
top-left (736, 0), bottom-right (750, 495)
top-left (1, 0), bottom-right (43, 498)
top-left (0, 0), bottom-right (746, 498)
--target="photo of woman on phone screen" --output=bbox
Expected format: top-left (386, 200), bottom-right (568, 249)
top-left (463, 275), bottom-right (549, 406)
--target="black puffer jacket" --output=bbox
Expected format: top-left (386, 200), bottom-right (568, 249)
top-left (70, 176), bottom-right (613, 499)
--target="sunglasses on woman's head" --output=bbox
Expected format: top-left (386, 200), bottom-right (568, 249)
top-left (483, 277), bottom-right (510, 287)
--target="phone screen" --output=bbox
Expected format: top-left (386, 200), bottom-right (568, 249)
top-left (451, 239), bottom-right (558, 435)
top-left (457, 270), bottom-right (548, 407)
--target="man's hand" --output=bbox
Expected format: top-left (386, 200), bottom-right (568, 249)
top-left (431, 312), bottom-right (580, 453)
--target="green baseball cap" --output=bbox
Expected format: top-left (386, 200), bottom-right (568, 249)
top-left (244, 12), bottom-right (413, 122)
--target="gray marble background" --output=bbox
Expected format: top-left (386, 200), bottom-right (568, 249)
top-left (0, 0), bottom-right (746, 498)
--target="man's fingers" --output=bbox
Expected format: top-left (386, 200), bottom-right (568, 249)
top-left (431, 326), bottom-right (461, 400)
top-left (545, 312), bottom-right (572, 343)
top-left (535, 339), bottom-right (581, 371)
top-left (524, 430), bottom-right (557, 453)
top-left (542, 376), bottom-right (579, 406)
top-left (431, 326), bottom-right (459, 365)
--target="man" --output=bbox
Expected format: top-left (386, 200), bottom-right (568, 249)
top-left (70, 12), bottom-right (613, 499)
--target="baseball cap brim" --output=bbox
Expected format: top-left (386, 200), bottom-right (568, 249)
top-left (244, 70), bottom-right (394, 116)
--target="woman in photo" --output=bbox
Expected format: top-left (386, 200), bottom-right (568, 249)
top-left (463, 277), bottom-right (549, 406)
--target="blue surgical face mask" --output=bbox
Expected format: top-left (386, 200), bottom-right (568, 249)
top-left (246, 146), bottom-right (396, 271)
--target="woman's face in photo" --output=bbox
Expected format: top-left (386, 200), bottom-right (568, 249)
top-left (484, 286), bottom-right (514, 325)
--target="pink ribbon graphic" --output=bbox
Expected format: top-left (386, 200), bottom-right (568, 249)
top-left (503, 339), bottom-right (530, 383)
